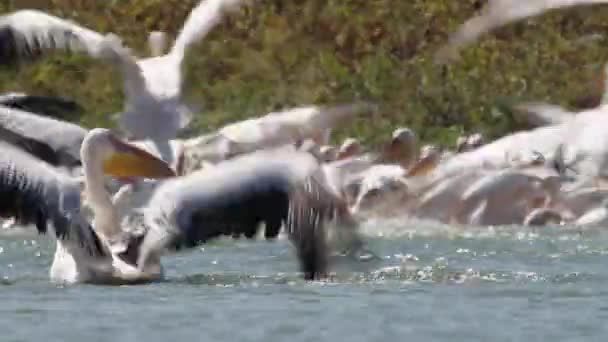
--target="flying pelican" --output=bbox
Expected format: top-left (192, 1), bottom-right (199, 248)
top-left (436, 0), bottom-right (608, 63)
top-left (0, 0), bottom-right (249, 165)
top-left (181, 103), bottom-right (375, 172)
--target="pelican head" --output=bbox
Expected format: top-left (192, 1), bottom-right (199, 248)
top-left (406, 144), bottom-right (442, 177)
top-left (392, 127), bottom-right (416, 145)
top-left (382, 127), bottom-right (417, 167)
top-left (337, 138), bottom-right (362, 160)
top-left (456, 135), bottom-right (468, 152)
top-left (82, 128), bottom-right (176, 179)
top-left (467, 133), bottom-right (485, 149)
top-left (318, 145), bottom-right (337, 163)
top-left (148, 31), bottom-right (168, 57)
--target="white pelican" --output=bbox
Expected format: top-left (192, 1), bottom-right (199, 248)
top-left (130, 148), bottom-right (354, 280)
top-left (1, 128), bottom-right (344, 283)
top-left (0, 0), bottom-right (249, 165)
top-left (181, 103), bottom-right (375, 172)
top-left (0, 129), bottom-right (176, 285)
top-left (432, 105), bottom-right (608, 181)
top-left (436, 0), bottom-right (608, 63)
top-left (379, 127), bottom-right (418, 169)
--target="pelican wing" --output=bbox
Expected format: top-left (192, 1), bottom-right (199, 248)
top-left (513, 102), bottom-right (576, 127)
top-left (0, 106), bottom-right (87, 168)
top-left (1, 10), bottom-right (124, 62)
top-left (0, 141), bottom-right (105, 257)
top-left (219, 103), bottom-right (376, 156)
top-left (0, 92), bottom-right (84, 121)
top-left (170, 0), bottom-right (247, 61)
top-left (436, 0), bottom-right (608, 63)
top-left (141, 149), bottom-right (338, 279)
top-left (0, 10), bottom-right (145, 96)
top-left (0, 125), bottom-right (61, 167)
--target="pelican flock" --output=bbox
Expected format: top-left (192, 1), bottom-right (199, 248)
top-left (2, 0), bottom-right (608, 285)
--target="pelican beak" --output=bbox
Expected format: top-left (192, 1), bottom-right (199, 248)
top-left (103, 136), bottom-right (176, 179)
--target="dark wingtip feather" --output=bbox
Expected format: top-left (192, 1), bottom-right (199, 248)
top-left (0, 25), bottom-right (77, 66)
top-left (293, 219), bottom-right (328, 281)
top-left (54, 213), bottom-right (107, 259)
top-left (287, 175), bottom-right (338, 280)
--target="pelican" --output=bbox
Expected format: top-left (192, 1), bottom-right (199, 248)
top-left (132, 148), bottom-right (350, 280)
top-left (0, 0), bottom-right (249, 165)
top-left (181, 103), bottom-right (375, 172)
top-left (432, 105), bottom-right (608, 181)
top-left (0, 129), bottom-right (175, 284)
top-left (436, 0), bottom-right (608, 63)
top-left (1, 128), bottom-right (338, 283)
top-left (379, 127), bottom-right (418, 169)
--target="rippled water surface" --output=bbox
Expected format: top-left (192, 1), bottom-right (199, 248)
top-left (2, 220), bottom-right (608, 341)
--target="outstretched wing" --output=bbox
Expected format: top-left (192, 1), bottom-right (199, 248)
top-left (170, 0), bottom-right (248, 61)
top-left (0, 141), bottom-right (105, 257)
top-left (0, 105), bottom-right (87, 167)
top-left (435, 0), bottom-right (608, 63)
top-left (142, 149), bottom-right (339, 279)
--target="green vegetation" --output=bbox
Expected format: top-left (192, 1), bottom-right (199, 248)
top-left (2, 0), bottom-right (608, 148)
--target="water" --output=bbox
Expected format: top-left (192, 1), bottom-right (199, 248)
top-left (2, 221), bottom-right (608, 342)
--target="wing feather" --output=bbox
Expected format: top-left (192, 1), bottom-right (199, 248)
top-left (0, 141), bottom-right (105, 257)
top-left (0, 10), bottom-right (146, 97)
top-left (142, 150), bottom-right (338, 279)
top-left (435, 0), bottom-right (608, 63)
top-left (170, 0), bottom-right (247, 61)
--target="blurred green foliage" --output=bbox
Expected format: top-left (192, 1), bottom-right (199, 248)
top-left (2, 0), bottom-right (608, 148)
